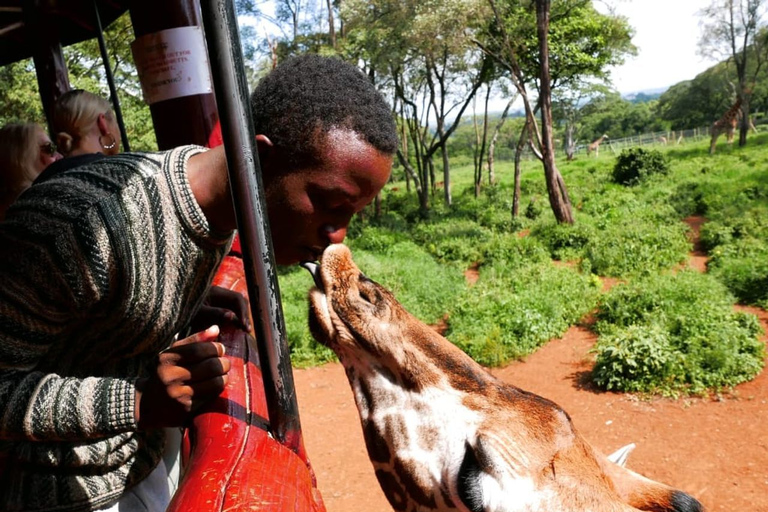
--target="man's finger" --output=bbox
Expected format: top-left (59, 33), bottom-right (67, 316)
top-left (184, 356), bottom-right (231, 383)
top-left (169, 325), bottom-right (220, 348)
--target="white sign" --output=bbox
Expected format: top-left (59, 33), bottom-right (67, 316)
top-left (131, 26), bottom-right (213, 105)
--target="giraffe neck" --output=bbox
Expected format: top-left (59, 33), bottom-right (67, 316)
top-left (716, 99), bottom-right (742, 126)
top-left (342, 348), bottom-right (486, 511)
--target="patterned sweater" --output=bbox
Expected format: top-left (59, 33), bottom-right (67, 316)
top-left (0, 146), bottom-right (233, 512)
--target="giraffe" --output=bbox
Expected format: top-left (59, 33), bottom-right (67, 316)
top-left (586, 134), bottom-right (608, 157)
top-left (709, 97), bottom-right (742, 154)
top-left (305, 244), bottom-right (704, 512)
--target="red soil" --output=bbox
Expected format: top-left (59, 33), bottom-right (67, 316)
top-left (293, 215), bottom-right (767, 512)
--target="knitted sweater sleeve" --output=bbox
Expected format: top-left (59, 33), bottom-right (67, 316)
top-left (0, 146), bottom-right (231, 442)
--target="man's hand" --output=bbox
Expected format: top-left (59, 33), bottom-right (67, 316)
top-left (135, 325), bottom-right (231, 430)
top-left (190, 286), bottom-right (251, 333)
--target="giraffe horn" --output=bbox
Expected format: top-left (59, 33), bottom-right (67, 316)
top-left (606, 443), bottom-right (636, 468)
top-left (301, 261), bottom-right (323, 289)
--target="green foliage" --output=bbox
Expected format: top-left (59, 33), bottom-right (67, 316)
top-left (411, 220), bottom-right (493, 264)
top-left (277, 265), bottom-right (337, 367)
top-left (611, 148), bottom-right (670, 186)
top-left (274, 128), bottom-right (768, 402)
top-left (579, 92), bottom-right (670, 142)
top-left (704, 209), bottom-right (768, 308)
top-left (583, 218), bottom-right (689, 277)
top-left (345, 241), bottom-right (466, 324)
top-left (531, 221), bottom-right (596, 261)
top-left (0, 60), bottom-right (44, 126)
top-left (447, 263), bottom-right (601, 366)
top-left (593, 271), bottom-right (765, 395)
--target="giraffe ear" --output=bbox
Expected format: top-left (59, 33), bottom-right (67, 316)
top-left (457, 441), bottom-right (485, 512)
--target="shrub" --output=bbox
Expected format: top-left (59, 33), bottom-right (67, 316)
top-left (531, 221), bottom-right (596, 261)
top-left (669, 181), bottom-right (708, 217)
top-left (410, 220), bottom-right (493, 264)
top-left (708, 240), bottom-right (768, 308)
top-left (448, 263), bottom-right (601, 366)
top-left (612, 148), bottom-right (669, 186)
top-left (583, 219), bottom-right (689, 277)
top-left (592, 271), bottom-right (765, 395)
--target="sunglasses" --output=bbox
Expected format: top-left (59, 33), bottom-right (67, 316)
top-left (40, 141), bottom-right (58, 156)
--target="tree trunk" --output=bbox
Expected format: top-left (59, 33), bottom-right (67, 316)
top-left (512, 120), bottom-right (528, 217)
top-left (488, 96), bottom-right (514, 184)
top-left (565, 122), bottom-right (575, 161)
top-left (441, 144), bottom-right (452, 206)
top-left (739, 96), bottom-right (750, 147)
top-left (480, 85), bottom-right (491, 187)
top-left (536, 0), bottom-right (573, 224)
top-left (326, 0), bottom-right (336, 49)
top-left (473, 98), bottom-right (481, 197)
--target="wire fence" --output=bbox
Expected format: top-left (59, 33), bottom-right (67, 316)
top-left (570, 126), bottom-right (712, 157)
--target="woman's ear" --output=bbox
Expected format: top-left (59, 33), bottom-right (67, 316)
top-left (96, 113), bottom-right (110, 135)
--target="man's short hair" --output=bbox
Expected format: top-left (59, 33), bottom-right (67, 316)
top-left (250, 54), bottom-right (398, 168)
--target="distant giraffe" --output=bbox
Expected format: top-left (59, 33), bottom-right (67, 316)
top-left (709, 97), bottom-right (742, 154)
top-left (587, 133), bottom-right (608, 157)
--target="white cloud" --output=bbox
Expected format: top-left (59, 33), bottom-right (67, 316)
top-left (600, 0), bottom-right (717, 94)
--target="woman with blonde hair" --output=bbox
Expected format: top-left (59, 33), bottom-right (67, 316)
top-left (53, 89), bottom-right (121, 156)
top-left (0, 122), bottom-right (62, 219)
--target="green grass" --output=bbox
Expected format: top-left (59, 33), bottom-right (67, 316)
top-left (277, 132), bottom-right (767, 396)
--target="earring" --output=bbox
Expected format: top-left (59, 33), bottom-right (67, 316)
top-left (99, 133), bottom-right (117, 150)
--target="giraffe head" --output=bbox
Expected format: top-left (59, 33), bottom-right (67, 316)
top-left (304, 244), bottom-right (704, 512)
top-left (305, 243), bottom-right (451, 389)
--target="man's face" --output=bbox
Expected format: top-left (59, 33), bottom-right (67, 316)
top-left (263, 128), bottom-right (392, 265)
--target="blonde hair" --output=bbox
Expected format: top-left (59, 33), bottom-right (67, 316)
top-left (0, 122), bottom-right (45, 216)
top-left (53, 89), bottom-right (114, 155)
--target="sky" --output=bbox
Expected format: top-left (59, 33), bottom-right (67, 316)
top-left (599, 0), bottom-right (716, 94)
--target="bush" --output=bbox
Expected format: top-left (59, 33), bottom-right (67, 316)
top-left (592, 271), bottom-right (765, 395)
top-left (410, 220), bottom-right (493, 264)
top-left (448, 263), bottom-right (601, 366)
top-left (612, 148), bottom-right (669, 186)
top-left (708, 240), bottom-right (768, 308)
top-left (532, 221), bottom-right (596, 261)
top-left (583, 219), bottom-right (689, 277)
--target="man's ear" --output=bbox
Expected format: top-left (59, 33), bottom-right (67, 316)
top-left (255, 135), bottom-right (273, 160)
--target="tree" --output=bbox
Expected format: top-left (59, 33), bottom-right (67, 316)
top-left (475, 0), bottom-right (633, 223)
top-left (535, 0), bottom-right (572, 223)
top-left (699, 0), bottom-right (768, 146)
top-left (552, 81), bottom-right (605, 160)
top-left (0, 60), bottom-right (45, 126)
top-left (341, 0), bottom-right (490, 214)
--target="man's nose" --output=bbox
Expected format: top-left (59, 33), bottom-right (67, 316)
top-left (323, 224), bottom-right (348, 245)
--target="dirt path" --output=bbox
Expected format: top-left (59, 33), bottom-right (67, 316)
top-left (294, 216), bottom-right (768, 511)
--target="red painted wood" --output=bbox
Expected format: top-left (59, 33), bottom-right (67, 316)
top-left (169, 251), bottom-right (326, 511)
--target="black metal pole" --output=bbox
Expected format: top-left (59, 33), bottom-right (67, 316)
top-left (199, 0), bottom-right (303, 452)
top-left (92, 0), bottom-right (130, 152)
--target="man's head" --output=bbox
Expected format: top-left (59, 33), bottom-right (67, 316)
top-left (250, 54), bottom-right (398, 265)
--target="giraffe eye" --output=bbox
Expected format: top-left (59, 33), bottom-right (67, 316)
top-left (359, 285), bottom-right (375, 304)
top-left (357, 277), bottom-right (379, 305)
